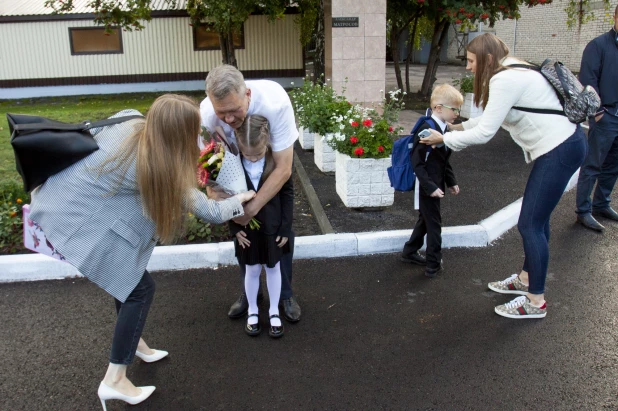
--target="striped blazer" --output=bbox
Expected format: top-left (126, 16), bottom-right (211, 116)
top-left (29, 110), bottom-right (244, 302)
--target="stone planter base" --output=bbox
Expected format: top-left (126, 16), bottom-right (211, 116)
top-left (314, 134), bottom-right (336, 173)
top-left (335, 152), bottom-right (394, 208)
top-left (298, 126), bottom-right (315, 150)
top-left (461, 93), bottom-right (483, 119)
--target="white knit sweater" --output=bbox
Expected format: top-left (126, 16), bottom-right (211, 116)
top-left (444, 57), bottom-right (577, 163)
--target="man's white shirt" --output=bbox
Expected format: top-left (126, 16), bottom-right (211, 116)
top-left (199, 80), bottom-right (298, 152)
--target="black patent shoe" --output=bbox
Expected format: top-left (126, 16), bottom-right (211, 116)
top-left (245, 314), bottom-right (261, 336)
top-left (268, 315), bottom-right (284, 338)
top-left (577, 213), bottom-right (605, 232)
top-left (279, 296), bottom-right (301, 323)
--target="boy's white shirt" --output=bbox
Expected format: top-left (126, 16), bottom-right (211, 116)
top-left (199, 80), bottom-right (298, 152)
top-left (443, 56), bottom-right (576, 163)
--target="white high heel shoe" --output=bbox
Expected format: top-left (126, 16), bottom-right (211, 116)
top-left (98, 381), bottom-right (155, 411)
top-left (135, 349), bottom-right (169, 363)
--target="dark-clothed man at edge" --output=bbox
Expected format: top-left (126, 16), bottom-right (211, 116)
top-left (576, 4), bottom-right (618, 232)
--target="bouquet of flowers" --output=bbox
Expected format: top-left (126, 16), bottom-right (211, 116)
top-left (197, 127), bottom-right (261, 230)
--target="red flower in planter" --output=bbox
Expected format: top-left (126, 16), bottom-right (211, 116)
top-left (354, 147), bottom-right (365, 156)
top-left (378, 146), bottom-right (385, 153)
top-left (350, 136), bottom-right (359, 145)
top-left (351, 121), bottom-right (359, 127)
top-left (455, 19), bottom-right (462, 24)
top-left (362, 119), bottom-right (372, 127)
top-left (388, 126), bottom-right (394, 132)
top-left (480, 13), bottom-right (489, 19)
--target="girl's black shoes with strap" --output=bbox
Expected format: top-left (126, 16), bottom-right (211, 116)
top-left (245, 314), bottom-right (261, 336)
top-left (268, 315), bottom-right (284, 338)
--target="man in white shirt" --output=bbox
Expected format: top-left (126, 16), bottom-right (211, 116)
top-left (200, 65), bottom-right (301, 322)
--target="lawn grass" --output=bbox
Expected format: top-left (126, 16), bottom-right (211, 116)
top-left (0, 91), bottom-right (205, 184)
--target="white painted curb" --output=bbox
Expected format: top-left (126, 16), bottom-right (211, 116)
top-left (0, 169), bottom-right (581, 283)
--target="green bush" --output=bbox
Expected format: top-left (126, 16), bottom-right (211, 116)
top-left (453, 73), bottom-right (474, 94)
top-left (184, 213), bottom-right (231, 243)
top-left (289, 78), bottom-right (350, 136)
top-left (0, 181), bottom-right (30, 254)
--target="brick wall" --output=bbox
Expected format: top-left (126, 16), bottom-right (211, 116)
top-left (446, 1), bottom-right (616, 72)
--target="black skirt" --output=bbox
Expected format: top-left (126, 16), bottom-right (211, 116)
top-left (234, 229), bottom-right (291, 268)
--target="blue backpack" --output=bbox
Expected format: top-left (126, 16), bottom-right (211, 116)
top-left (387, 115), bottom-right (438, 192)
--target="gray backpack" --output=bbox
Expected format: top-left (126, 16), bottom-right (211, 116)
top-left (508, 59), bottom-right (601, 124)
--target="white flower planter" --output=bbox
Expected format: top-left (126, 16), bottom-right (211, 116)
top-left (314, 133), bottom-right (336, 173)
top-left (335, 152), bottom-right (394, 208)
top-left (460, 93), bottom-right (484, 119)
top-left (298, 126), bottom-right (315, 150)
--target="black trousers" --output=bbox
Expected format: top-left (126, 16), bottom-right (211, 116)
top-left (239, 232), bottom-right (294, 299)
top-left (402, 194), bottom-right (442, 270)
top-left (111, 270), bottom-right (155, 365)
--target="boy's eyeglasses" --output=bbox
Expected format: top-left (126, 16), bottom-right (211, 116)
top-left (437, 104), bottom-right (461, 116)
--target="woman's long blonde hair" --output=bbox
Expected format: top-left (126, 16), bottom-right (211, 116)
top-left (467, 33), bottom-right (510, 109)
top-left (234, 115), bottom-right (275, 182)
top-left (102, 94), bottom-right (200, 244)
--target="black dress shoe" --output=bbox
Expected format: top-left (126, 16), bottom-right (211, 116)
top-left (400, 251), bottom-right (427, 266)
top-left (577, 213), bottom-right (605, 232)
top-left (245, 314), bottom-right (261, 336)
top-left (279, 296), bottom-right (301, 323)
top-left (593, 207), bottom-right (618, 222)
top-left (228, 293), bottom-right (248, 318)
top-left (228, 292), bottom-right (264, 319)
top-left (268, 315), bottom-right (284, 338)
top-left (425, 266), bottom-right (442, 278)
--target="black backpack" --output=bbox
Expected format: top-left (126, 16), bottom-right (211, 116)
top-left (508, 59), bottom-right (601, 124)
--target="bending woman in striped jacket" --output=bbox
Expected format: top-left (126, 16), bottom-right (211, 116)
top-left (30, 94), bottom-right (255, 409)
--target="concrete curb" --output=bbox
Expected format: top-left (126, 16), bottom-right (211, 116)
top-left (0, 170), bottom-right (581, 283)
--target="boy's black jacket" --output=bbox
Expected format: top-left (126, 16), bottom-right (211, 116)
top-left (228, 157), bottom-right (294, 237)
top-left (411, 121), bottom-right (457, 196)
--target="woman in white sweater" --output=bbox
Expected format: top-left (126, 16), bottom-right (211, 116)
top-left (422, 33), bottom-right (587, 319)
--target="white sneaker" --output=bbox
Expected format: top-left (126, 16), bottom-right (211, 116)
top-left (494, 296), bottom-right (547, 319)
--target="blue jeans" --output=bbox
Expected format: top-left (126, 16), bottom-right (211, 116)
top-left (110, 271), bottom-right (155, 365)
top-left (576, 112), bottom-right (618, 214)
top-left (520, 128), bottom-right (587, 295)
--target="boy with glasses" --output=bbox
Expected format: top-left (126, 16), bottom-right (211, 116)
top-left (401, 84), bottom-right (463, 277)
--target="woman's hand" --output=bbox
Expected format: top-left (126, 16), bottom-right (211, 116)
top-left (446, 122), bottom-right (464, 131)
top-left (236, 231), bottom-right (251, 248)
top-left (206, 185), bottom-right (232, 200)
top-left (236, 190), bottom-right (256, 204)
top-left (449, 185), bottom-right (460, 195)
top-left (419, 129), bottom-right (445, 147)
top-left (276, 236), bottom-right (288, 248)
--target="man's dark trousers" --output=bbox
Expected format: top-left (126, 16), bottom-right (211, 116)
top-left (402, 194), bottom-right (442, 270)
top-left (238, 232), bottom-right (294, 299)
top-left (576, 112), bottom-right (618, 214)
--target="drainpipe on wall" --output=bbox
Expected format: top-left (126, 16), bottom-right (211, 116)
top-left (513, 19), bottom-right (518, 54)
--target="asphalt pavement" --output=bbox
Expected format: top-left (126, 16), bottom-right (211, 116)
top-left (295, 124), bottom-right (532, 233)
top-left (1, 189), bottom-right (617, 410)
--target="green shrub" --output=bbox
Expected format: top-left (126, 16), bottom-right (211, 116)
top-left (0, 181), bottom-right (30, 254)
top-left (453, 74), bottom-right (474, 94)
top-left (184, 213), bottom-right (231, 243)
